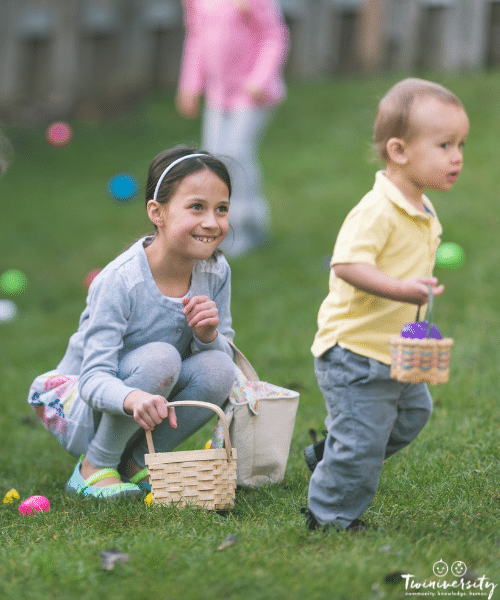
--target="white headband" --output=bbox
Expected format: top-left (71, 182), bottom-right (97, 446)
top-left (152, 153), bottom-right (207, 202)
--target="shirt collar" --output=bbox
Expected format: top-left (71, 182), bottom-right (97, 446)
top-left (374, 171), bottom-right (436, 218)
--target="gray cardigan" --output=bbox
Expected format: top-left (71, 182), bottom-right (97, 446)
top-left (57, 237), bottom-right (234, 417)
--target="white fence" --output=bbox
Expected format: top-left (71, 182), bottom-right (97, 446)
top-left (0, 0), bottom-right (498, 120)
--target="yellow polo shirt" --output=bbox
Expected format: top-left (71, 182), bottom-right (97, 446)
top-left (311, 171), bottom-right (443, 364)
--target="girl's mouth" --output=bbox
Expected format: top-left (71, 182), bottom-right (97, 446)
top-left (193, 235), bottom-right (218, 243)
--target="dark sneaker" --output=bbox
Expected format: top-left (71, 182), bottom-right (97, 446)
top-left (300, 508), bottom-right (368, 533)
top-left (301, 507), bottom-right (323, 530)
top-left (345, 519), bottom-right (369, 533)
top-left (303, 438), bottom-right (325, 472)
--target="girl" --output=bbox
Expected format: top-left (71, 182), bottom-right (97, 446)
top-left (176, 0), bottom-right (289, 257)
top-left (28, 146), bottom-right (237, 499)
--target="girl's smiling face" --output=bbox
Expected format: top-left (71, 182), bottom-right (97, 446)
top-left (154, 168), bottom-right (230, 261)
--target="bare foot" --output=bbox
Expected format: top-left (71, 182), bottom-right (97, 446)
top-left (80, 457), bottom-right (122, 487)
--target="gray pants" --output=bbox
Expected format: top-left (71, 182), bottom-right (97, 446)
top-left (309, 345), bottom-right (432, 528)
top-left (84, 342), bottom-right (235, 469)
top-left (202, 105), bottom-right (274, 256)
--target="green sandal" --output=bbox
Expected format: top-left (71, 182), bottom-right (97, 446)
top-left (66, 456), bottom-right (142, 500)
top-left (129, 468), bottom-right (151, 493)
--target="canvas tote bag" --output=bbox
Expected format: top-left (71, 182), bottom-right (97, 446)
top-left (211, 343), bottom-right (299, 487)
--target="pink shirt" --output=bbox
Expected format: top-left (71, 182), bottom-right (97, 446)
top-left (178, 0), bottom-right (289, 111)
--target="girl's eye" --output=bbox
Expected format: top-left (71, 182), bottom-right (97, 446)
top-left (190, 203), bottom-right (203, 210)
top-left (441, 142), bottom-right (450, 149)
top-left (217, 205), bottom-right (229, 213)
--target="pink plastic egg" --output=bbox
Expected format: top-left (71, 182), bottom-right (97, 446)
top-left (19, 495), bottom-right (50, 516)
top-left (45, 122), bottom-right (73, 147)
top-left (83, 268), bottom-right (101, 290)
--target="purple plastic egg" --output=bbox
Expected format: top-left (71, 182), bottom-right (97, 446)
top-left (400, 322), bottom-right (442, 339)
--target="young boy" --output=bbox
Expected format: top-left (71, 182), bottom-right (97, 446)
top-left (303, 78), bottom-right (469, 531)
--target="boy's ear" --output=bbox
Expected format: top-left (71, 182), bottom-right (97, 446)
top-left (386, 137), bottom-right (408, 165)
top-left (146, 200), bottom-right (164, 227)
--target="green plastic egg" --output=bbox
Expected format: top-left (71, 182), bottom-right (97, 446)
top-left (0, 269), bottom-right (27, 295)
top-left (435, 242), bottom-right (464, 269)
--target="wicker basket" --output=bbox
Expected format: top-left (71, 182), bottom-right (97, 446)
top-left (389, 335), bottom-right (454, 384)
top-left (144, 401), bottom-right (237, 511)
top-left (389, 287), bottom-right (453, 385)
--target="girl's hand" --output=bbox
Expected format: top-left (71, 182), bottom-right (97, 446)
top-left (244, 82), bottom-right (267, 106)
top-left (124, 390), bottom-right (177, 431)
top-left (175, 91), bottom-right (200, 118)
top-left (182, 295), bottom-right (219, 344)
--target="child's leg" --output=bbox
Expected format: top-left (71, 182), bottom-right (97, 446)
top-left (385, 383), bottom-right (432, 458)
top-left (201, 106), bottom-right (227, 154)
top-left (84, 342), bottom-right (182, 470)
top-left (308, 346), bottom-right (407, 528)
top-left (204, 106), bottom-right (273, 255)
top-left (220, 107), bottom-right (273, 202)
top-left (130, 349), bottom-right (235, 468)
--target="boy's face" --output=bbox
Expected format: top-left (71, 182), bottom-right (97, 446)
top-left (402, 96), bottom-right (469, 193)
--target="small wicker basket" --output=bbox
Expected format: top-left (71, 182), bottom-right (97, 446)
top-left (389, 336), bottom-right (454, 384)
top-left (145, 401), bottom-right (237, 511)
top-left (389, 287), bottom-right (453, 385)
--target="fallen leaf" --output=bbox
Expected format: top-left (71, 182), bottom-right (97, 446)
top-left (100, 548), bottom-right (130, 571)
top-left (384, 572), bottom-right (405, 585)
top-left (217, 534), bottom-right (237, 551)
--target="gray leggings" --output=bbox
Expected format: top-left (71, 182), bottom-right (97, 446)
top-left (85, 342), bottom-right (235, 469)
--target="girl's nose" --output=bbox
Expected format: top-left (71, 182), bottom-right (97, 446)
top-left (202, 210), bottom-right (218, 228)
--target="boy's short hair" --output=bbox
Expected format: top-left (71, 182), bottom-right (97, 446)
top-left (373, 78), bottom-right (464, 162)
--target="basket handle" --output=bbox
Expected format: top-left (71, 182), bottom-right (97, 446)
top-left (416, 285), bottom-right (434, 338)
top-left (144, 401), bottom-right (233, 462)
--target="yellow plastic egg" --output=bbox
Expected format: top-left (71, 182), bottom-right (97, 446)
top-left (3, 488), bottom-right (20, 504)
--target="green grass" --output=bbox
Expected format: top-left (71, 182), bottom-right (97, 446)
top-left (1, 72), bottom-right (500, 600)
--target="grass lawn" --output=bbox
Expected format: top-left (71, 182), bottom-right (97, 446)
top-left (1, 71), bottom-right (500, 600)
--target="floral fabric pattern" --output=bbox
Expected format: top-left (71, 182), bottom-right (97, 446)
top-left (28, 371), bottom-right (79, 445)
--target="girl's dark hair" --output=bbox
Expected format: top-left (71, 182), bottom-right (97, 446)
top-left (145, 145), bottom-right (232, 213)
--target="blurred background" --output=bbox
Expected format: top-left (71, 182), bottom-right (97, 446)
top-left (1, 0), bottom-right (500, 404)
top-left (1, 0), bottom-right (499, 123)
top-left (2, 0), bottom-right (500, 395)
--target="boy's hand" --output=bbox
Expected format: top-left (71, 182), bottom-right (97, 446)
top-left (400, 277), bottom-right (444, 305)
top-left (182, 295), bottom-right (219, 344)
top-left (124, 390), bottom-right (177, 431)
